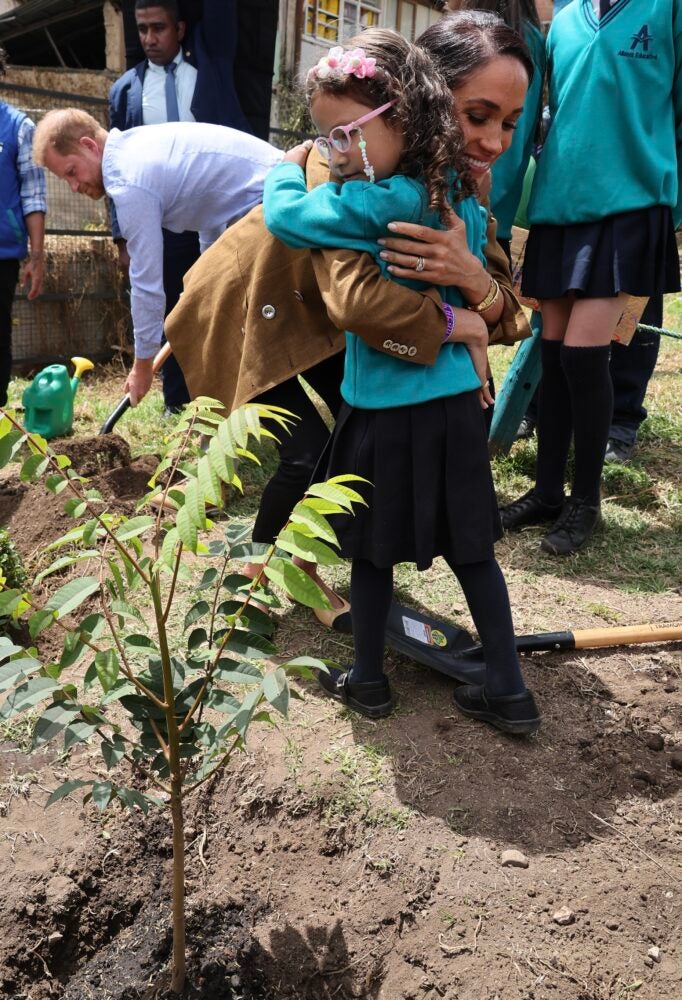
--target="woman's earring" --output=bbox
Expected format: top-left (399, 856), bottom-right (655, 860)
top-left (357, 130), bottom-right (375, 183)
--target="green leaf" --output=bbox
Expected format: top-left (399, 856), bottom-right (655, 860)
top-left (20, 453), bottom-right (50, 482)
top-left (0, 676), bottom-right (61, 719)
top-left (123, 634), bottom-right (155, 649)
top-left (229, 688), bottom-right (264, 738)
top-left (102, 734), bottom-right (127, 770)
top-left (33, 701), bottom-right (81, 746)
top-left (187, 627), bottom-right (208, 650)
top-left (0, 429), bottom-right (23, 467)
top-left (27, 609), bottom-right (55, 639)
top-left (33, 551), bottom-right (100, 586)
top-left (184, 600), bottom-right (210, 631)
top-left (197, 454), bottom-right (223, 507)
top-left (63, 720), bottom-right (98, 749)
top-left (216, 601), bottom-right (275, 638)
top-left (282, 656), bottom-right (332, 680)
top-left (116, 788), bottom-right (151, 814)
top-left (110, 600), bottom-right (143, 623)
top-left (0, 589), bottom-right (24, 617)
top-left (203, 689), bottom-right (241, 714)
top-left (305, 480), bottom-right (366, 510)
top-left (275, 528), bottom-right (342, 568)
top-left (45, 577), bottom-right (100, 619)
top-left (0, 657), bottom-right (35, 694)
top-left (262, 667), bottom-right (289, 718)
top-left (94, 649), bottom-right (119, 693)
top-left (114, 516), bottom-right (155, 542)
top-left (91, 781), bottom-right (115, 812)
top-left (0, 640), bottom-right (24, 661)
top-left (263, 559), bottom-right (332, 610)
top-left (59, 632), bottom-right (87, 670)
top-left (45, 779), bottom-right (92, 807)
top-left (219, 630), bottom-right (276, 660)
top-left (214, 659), bottom-right (264, 685)
top-left (197, 568), bottom-right (219, 590)
top-left (289, 503), bottom-right (339, 546)
top-left (176, 502), bottom-right (198, 552)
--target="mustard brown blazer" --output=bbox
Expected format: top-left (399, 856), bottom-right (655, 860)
top-left (164, 156), bottom-right (530, 413)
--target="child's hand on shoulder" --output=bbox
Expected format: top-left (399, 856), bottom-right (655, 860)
top-left (283, 140), bottom-right (315, 169)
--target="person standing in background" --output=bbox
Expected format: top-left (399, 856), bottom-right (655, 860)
top-left (0, 46), bottom-right (46, 410)
top-left (109, 1), bottom-right (249, 415)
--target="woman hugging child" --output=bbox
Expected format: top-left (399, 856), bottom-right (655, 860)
top-left (263, 27), bottom-right (540, 735)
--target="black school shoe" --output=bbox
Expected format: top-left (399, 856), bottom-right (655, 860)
top-left (317, 666), bottom-right (393, 719)
top-left (453, 684), bottom-right (541, 735)
top-left (541, 497), bottom-right (601, 556)
top-left (499, 488), bottom-right (565, 532)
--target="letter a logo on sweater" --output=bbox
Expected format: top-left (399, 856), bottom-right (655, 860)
top-left (631, 25), bottom-right (652, 52)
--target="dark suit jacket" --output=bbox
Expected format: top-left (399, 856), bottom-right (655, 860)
top-left (109, 0), bottom-right (249, 133)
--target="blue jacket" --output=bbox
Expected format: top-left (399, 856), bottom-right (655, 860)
top-left (108, 0), bottom-right (249, 134)
top-left (0, 102), bottom-right (28, 260)
top-left (264, 163), bottom-right (485, 410)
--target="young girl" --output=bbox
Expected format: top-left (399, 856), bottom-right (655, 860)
top-left (262, 28), bottom-right (540, 734)
top-left (501, 0), bottom-right (682, 555)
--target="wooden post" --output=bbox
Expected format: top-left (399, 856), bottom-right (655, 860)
top-left (103, 1), bottom-right (125, 73)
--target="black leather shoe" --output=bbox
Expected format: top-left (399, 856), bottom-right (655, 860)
top-left (453, 684), bottom-right (541, 735)
top-left (163, 405), bottom-right (185, 418)
top-left (605, 437), bottom-right (635, 464)
top-left (541, 497), bottom-right (601, 555)
top-left (317, 667), bottom-right (393, 719)
top-left (499, 488), bottom-right (564, 532)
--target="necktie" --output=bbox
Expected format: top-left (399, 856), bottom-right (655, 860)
top-left (164, 62), bottom-right (180, 122)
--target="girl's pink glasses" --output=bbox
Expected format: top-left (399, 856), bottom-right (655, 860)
top-left (314, 100), bottom-right (395, 159)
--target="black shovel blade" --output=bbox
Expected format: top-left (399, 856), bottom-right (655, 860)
top-left (385, 602), bottom-right (486, 686)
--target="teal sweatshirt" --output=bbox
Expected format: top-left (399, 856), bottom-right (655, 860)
top-left (491, 22), bottom-right (546, 240)
top-left (263, 163), bottom-right (486, 410)
top-left (529, 0), bottom-right (682, 227)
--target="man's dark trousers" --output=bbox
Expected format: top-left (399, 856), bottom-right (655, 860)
top-left (161, 229), bottom-right (200, 410)
top-left (609, 296), bottom-right (662, 447)
top-left (0, 259), bottom-right (20, 408)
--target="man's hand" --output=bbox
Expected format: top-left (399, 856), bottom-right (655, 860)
top-left (283, 139), bottom-right (314, 169)
top-left (124, 357), bottom-right (155, 407)
top-left (20, 254), bottom-right (44, 300)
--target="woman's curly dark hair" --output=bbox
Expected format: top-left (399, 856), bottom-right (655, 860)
top-left (305, 28), bottom-right (476, 219)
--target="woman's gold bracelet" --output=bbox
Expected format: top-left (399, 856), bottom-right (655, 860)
top-left (467, 276), bottom-right (500, 314)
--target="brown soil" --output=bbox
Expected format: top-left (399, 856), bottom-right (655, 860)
top-left (0, 436), bottom-right (680, 999)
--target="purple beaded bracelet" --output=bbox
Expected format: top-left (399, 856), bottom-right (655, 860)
top-left (442, 303), bottom-right (456, 343)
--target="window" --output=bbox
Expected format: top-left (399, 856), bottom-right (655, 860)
top-left (397, 1), bottom-right (441, 42)
top-left (305, 1), bottom-right (382, 44)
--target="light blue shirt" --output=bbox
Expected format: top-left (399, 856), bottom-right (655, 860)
top-left (141, 50), bottom-right (197, 125)
top-left (102, 122), bottom-right (282, 357)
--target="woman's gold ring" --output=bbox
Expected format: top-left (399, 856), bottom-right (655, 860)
top-left (415, 256), bottom-right (426, 273)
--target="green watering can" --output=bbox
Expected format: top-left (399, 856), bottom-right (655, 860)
top-left (23, 356), bottom-right (94, 439)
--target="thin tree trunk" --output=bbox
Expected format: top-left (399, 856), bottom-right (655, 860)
top-left (170, 782), bottom-right (186, 994)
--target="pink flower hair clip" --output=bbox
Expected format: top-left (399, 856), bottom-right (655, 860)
top-left (308, 45), bottom-right (378, 83)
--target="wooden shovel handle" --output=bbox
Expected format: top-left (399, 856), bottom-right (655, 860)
top-left (573, 623), bottom-right (682, 649)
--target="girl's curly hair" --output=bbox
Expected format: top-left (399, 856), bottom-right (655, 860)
top-left (305, 28), bottom-right (476, 219)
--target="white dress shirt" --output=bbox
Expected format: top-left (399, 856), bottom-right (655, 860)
top-left (141, 51), bottom-right (198, 124)
top-left (102, 123), bottom-right (283, 358)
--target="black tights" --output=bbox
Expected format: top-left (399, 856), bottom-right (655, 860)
top-left (349, 557), bottom-right (525, 697)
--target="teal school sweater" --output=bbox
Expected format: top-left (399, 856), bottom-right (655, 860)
top-left (263, 163), bottom-right (486, 410)
top-left (529, 0), bottom-right (682, 227)
top-left (491, 22), bottom-right (546, 240)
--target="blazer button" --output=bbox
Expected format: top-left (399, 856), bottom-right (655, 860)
top-left (262, 305), bottom-right (276, 320)
top-left (383, 339), bottom-right (393, 350)
top-left (390, 343), bottom-right (400, 352)
top-left (398, 345), bottom-right (408, 355)
top-left (408, 347), bottom-right (417, 357)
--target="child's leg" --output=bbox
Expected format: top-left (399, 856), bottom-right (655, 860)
top-left (316, 557), bottom-right (394, 718)
top-left (534, 297), bottom-right (573, 505)
top-left (348, 558), bottom-right (393, 683)
top-left (447, 557), bottom-right (525, 698)
top-left (561, 296), bottom-right (626, 504)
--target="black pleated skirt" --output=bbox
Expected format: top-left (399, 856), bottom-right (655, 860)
top-left (522, 205), bottom-right (680, 300)
top-left (322, 393), bottom-right (502, 570)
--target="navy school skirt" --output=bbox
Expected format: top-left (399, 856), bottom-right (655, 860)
top-left (322, 393), bottom-right (502, 571)
top-left (521, 205), bottom-right (680, 300)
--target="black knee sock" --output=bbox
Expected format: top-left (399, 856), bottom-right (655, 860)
top-left (535, 339), bottom-right (572, 505)
top-left (448, 558), bottom-right (526, 698)
top-left (560, 344), bottom-right (612, 506)
top-left (348, 559), bottom-right (393, 684)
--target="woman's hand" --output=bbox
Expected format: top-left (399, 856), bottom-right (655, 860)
top-left (283, 139), bottom-right (314, 169)
top-left (378, 208), bottom-right (484, 288)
